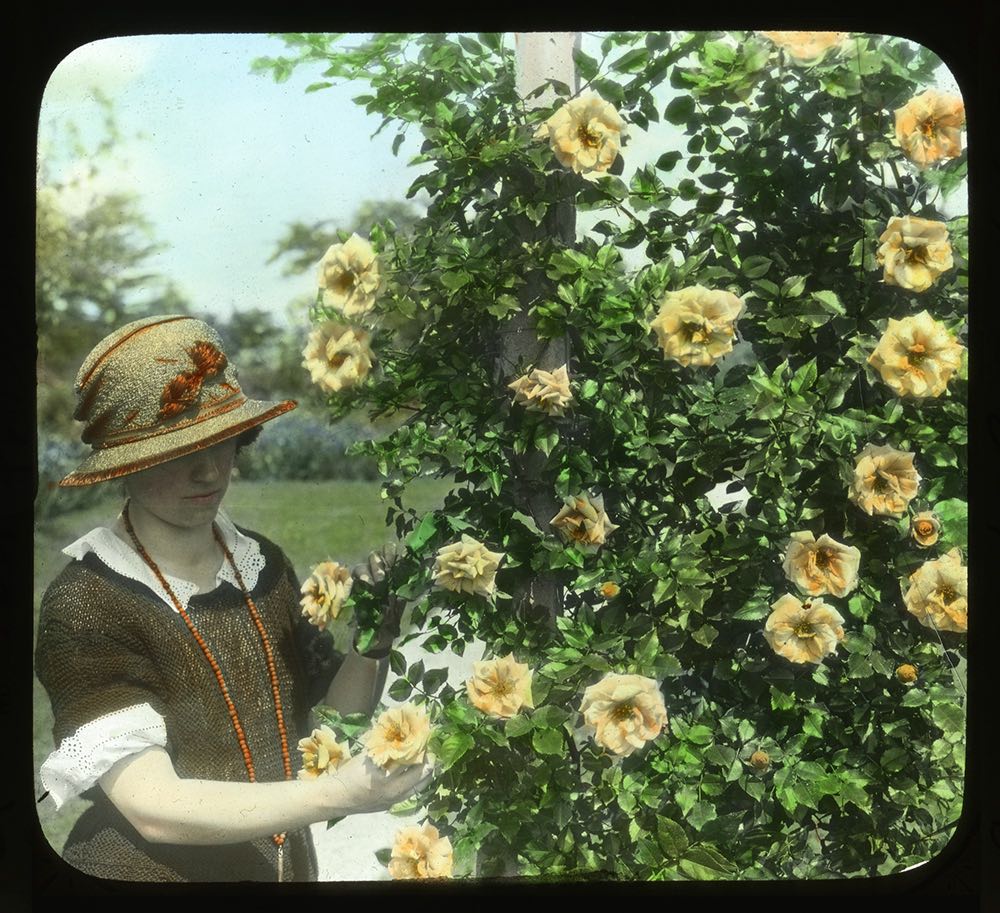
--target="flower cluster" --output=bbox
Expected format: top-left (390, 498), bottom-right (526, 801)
top-left (903, 548), bottom-right (967, 633)
top-left (508, 364), bottom-right (574, 416)
top-left (579, 673), bottom-right (667, 757)
top-left (465, 654), bottom-right (534, 719)
top-left (649, 285), bottom-right (745, 367)
top-left (764, 595), bottom-right (846, 665)
top-left (876, 217), bottom-right (954, 293)
top-left (296, 725), bottom-right (351, 779)
top-left (432, 535), bottom-right (505, 598)
top-left (782, 531), bottom-right (860, 598)
top-left (849, 444), bottom-right (921, 517)
top-left (299, 560), bottom-right (353, 631)
top-left (534, 92), bottom-right (625, 179)
top-left (894, 89), bottom-right (965, 169)
top-left (363, 702), bottom-right (432, 770)
top-left (760, 30), bottom-right (848, 64)
top-left (301, 321), bottom-right (374, 394)
top-left (387, 822), bottom-right (454, 880)
top-left (550, 493), bottom-right (619, 554)
top-left (318, 233), bottom-right (381, 317)
top-left (868, 311), bottom-right (964, 400)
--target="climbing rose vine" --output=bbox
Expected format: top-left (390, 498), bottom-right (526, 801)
top-left (256, 30), bottom-right (968, 881)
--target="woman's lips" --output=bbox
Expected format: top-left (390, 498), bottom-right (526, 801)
top-left (184, 490), bottom-right (220, 502)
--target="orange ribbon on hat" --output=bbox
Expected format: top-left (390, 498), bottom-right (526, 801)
top-left (159, 341), bottom-right (228, 419)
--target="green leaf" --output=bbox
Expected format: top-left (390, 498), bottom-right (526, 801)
top-left (770, 685), bottom-right (795, 711)
top-left (781, 275), bottom-right (807, 298)
top-left (535, 427), bottom-right (560, 457)
top-left (655, 151), bottom-right (683, 172)
top-left (505, 714), bottom-right (533, 738)
top-left (733, 599), bottom-right (770, 621)
top-left (665, 96), bottom-right (695, 124)
top-left (790, 358), bottom-right (818, 394)
top-left (374, 847), bottom-right (392, 866)
top-left (811, 290), bottom-right (846, 315)
top-left (704, 744), bottom-right (736, 768)
top-left (931, 702), bottom-right (965, 735)
top-left (741, 256), bottom-right (773, 279)
top-left (656, 817), bottom-right (689, 858)
top-left (692, 624), bottom-right (719, 648)
top-left (405, 513), bottom-right (438, 551)
top-left (422, 667), bottom-right (449, 693)
top-left (685, 724), bottom-right (714, 745)
top-left (880, 747), bottom-right (909, 773)
top-left (435, 731), bottom-right (475, 771)
top-left (687, 800), bottom-right (718, 831)
top-left (532, 727), bottom-right (567, 757)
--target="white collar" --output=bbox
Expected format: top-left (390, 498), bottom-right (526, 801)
top-left (62, 508), bottom-right (265, 613)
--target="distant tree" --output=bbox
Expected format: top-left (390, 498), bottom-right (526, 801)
top-left (268, 198), bottom-right (425, 277)
top-left (36, 92), bottom-right (190, 435)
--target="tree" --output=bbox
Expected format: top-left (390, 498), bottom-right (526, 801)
top-left (254, 31), bottom-right (968, 881)
top-left (36, 92), bottom-right (190, 436)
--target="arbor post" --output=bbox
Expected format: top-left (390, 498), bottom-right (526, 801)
top-left (496, 32), bottom-right (580, 626)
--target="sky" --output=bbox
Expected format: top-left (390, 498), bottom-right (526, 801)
top-left (37, 33), bottom-right (965, 331)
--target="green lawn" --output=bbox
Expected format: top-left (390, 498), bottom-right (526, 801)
top-left (33, 476), bottom-right (454, 857)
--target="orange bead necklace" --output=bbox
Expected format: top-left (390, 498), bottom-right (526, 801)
top-left (122, 502), bottom-right (291, 880)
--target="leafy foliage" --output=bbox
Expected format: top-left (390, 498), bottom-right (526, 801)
top-left (257, 31), bottom-right (967, 880)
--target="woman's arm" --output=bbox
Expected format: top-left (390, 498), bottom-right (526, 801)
top-left (101, 745), bottom-right (431, 845)
top-left (322, 652), bottom-right (389, 717)
top-left (321, 545), bottom-right (403, 716)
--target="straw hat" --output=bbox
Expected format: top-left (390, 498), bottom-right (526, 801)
top-left (59, 314), bottom-right (297, 487)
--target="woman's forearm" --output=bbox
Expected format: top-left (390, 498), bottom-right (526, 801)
top-left (101, 745), bottom-right (429, 846)
top-left (102, 747), bottom-right (350, 845)
top-left (323, 650), bottom-right (389, 716)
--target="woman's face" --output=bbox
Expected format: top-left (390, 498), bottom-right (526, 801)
top-left (124, 438), bottom-right (238, 530)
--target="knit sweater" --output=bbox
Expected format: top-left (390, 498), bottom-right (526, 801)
top-left (34, 526), bottom-right (341, 882)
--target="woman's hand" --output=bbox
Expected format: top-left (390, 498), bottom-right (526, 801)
top-left (351, 542), bottom-right (407, 656)
top-left (320, 752), bottom-right (435, 816)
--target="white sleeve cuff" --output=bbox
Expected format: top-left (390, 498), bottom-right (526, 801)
top-left (40, 703), bottom-right (168, 811)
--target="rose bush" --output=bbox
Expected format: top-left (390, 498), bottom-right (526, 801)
top-left (260, 30), bottom-right (967, 882)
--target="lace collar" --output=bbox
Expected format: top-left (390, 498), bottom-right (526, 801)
top-left (62, 508), bottom-right (265, 613)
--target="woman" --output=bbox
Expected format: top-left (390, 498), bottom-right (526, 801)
top-left (35, 314), bottom-right (430, 882)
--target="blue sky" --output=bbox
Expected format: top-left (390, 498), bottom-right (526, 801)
top-left (39, 33), bottom-right (429, 326)
top-left (38, 33), bottom-right (965, 332)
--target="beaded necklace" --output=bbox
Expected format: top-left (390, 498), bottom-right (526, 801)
top-left (122, 501), bottom-right (291, 881)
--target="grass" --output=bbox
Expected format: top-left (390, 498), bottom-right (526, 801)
top-left (32, 476), bottom-right (454, 857)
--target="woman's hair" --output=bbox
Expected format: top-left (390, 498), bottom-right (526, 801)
top-left (234, 426), bottom-right (262, 452)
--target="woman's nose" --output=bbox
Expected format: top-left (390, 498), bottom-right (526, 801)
top-left (189, 450), bottom-right (223, 482)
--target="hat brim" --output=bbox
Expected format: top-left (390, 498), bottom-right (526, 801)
top-left (58, 398), bottom-right (297, 487)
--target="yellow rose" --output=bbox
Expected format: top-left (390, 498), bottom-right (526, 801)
top-left (868, 311), bottom-right (964, 399)
top-left (875, 216), bottom-right (954, 292)
top-left (849, 444), bottom-right (921, 517)
top-left (894, 89), bottom-right (965, 169)
top-left (910, 511), bottom-right (942, 548)
top-left (903, 547), bottom-right (967, 633)
top-left (533, 91), bottom-right (625, 179)
top-left (299, 560), bottom-right (352, 631)
top-left (763, 594), bottom-right (846, 665)
top-left (600, 581), bottom-right (621, 599)
top-left (466, 653), bottom-right (534, 719)
top-left (296, 724), bottom-right (351, 779)
top-left (301, 320), bottom-right (374, 393)
top-left (579, 673), bottom-right (667, 757)
top-left (895, 663), bottom-right (919, 684)
top-left (508, 364), bottom-right (574, 416)
top-left (760, 30), bottom-right (848, 63)
top-left (550, 492), bottom-right (619, 554)
top-left (782, 531), bottom-right (861, 598)
top-left (649, 285), bottom-right (745, 367)
top-left (362, 702), bottom-right (432, 770)
top-left (387, 822), bottom-right (454, 880)
top-left (317, 233), bottom-right (381, 317)
top-left (432, 534), bottom-right (505, 599)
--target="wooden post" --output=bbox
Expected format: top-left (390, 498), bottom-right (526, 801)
top-left (496, 32), bottom-right (578, 624)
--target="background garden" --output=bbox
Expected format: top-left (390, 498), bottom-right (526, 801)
top-left (35, 30), bottom-right (968, 882)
